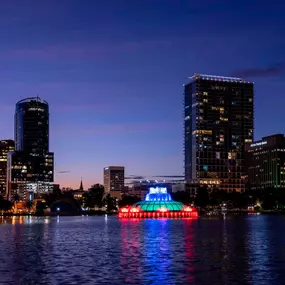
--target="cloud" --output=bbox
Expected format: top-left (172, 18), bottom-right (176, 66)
top-left (125, 175), bottom-right (145, 180)
top-left (232, 63), bottom-right (285, 78)
top-left (57, 170), bottom-right (71, 174)
top-left (152, 175), bottom-right (184, 178)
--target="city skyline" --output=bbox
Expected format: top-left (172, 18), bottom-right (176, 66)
top-left (0, 0), bottom-right (284, 188)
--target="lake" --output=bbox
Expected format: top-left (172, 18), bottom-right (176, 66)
top-left (0, 215), bottom-right (285, 285)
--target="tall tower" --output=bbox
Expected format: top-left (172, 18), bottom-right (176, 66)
top-left (15, 97), bottom-right (49, 154)
top-left (7, 97), bottom-right (54, 200)
top-left (184, 74), bottom-right (254, 192)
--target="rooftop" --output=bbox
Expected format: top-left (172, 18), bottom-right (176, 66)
top-left (187, 73), bottom-right (253, 84)
top-left (16, 97), bottom-right (48, 105)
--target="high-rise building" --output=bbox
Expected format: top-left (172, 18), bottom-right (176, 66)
top-left (246, 134), bottom-right (285, 189)
top-left (15, 97), bottom-right (49, 154)
top-left (0, 140), bottom-right (14, 197)
top-left (104, 166), bottom-right (125, 195)
top-left (184, 74), bottom-right (254, 192)
top-left (7, 97), bottom-right (54, 200)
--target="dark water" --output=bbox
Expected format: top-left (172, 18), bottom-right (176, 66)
top-left (0, 215), bottom-right (285, 285)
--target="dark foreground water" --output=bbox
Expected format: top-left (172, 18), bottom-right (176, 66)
top-left (0, 215), bottom-right (285, 285)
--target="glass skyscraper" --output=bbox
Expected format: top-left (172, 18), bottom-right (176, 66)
top-left (15, 97), bottom-right (49, 154)
top-left (184, 74), bottom-right (254, 192)
top-left (7, 97), bottom-right (54, 200)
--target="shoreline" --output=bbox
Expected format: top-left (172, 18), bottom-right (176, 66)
top-left (1, 210), bottom-right (285, 217)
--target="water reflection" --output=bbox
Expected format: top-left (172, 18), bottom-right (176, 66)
top-left (183, 219), bottom-right (195, 284)
top-left (0, 217), bottom-right (53, 284)
top-left (0, 216), bottom-right (285, 284)
top-left (246, 215), bottom-right (285, 285)
top-left (120, 220), bottom-right (142, 283)
top-left (142, 219), bottom-right (173, 284)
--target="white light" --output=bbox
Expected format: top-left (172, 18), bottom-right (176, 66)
top-left (250, 141), bottom-right (267, 147)
top-left (149, 187), bottom-right (167, 194)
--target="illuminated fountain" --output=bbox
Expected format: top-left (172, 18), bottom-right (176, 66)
top-left (118, 187), bottom-right (198, 219)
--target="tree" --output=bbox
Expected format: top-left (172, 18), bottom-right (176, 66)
top-left (104, 194), bottom-right (117, 212)
top-left (35, 201), bottom-right (47, 215)
top-left (25, 201), bottom-right (33, 211)
top-left (13, 193), bottom-right (20, 202)
top-left (118, 195), bottom-right (141, 207)
top-left (194, 186), bottom-right (209, 208)
top-left (0, 199), bottom-right (13, 212)
top-left (171, 191), bottom-right (193, 204)
top-left (261, 187), bottom-right (277, 210)
top-left (83, 184), bottom-right (104, 209)
top-left (209, 189), bottom-right (228, 206)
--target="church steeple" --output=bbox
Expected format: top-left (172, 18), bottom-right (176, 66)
top-left (79, 178), bottom-right (83, 190)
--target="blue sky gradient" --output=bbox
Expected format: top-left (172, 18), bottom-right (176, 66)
top-left (0, 0), bottom-right (284, 188)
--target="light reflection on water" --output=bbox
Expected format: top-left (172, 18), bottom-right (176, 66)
top-left (0, 216), bottom-right (285, 284)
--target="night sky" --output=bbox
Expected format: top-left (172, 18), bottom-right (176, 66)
top-left (0, 0), bottom-right (284, 188)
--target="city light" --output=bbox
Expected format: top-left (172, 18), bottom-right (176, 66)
top-left (118, 186), bottom-right (198, 219)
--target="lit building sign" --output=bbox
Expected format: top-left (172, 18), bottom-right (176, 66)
top-left (250, 141), bottom-right (267, 147)
top-left (28, 108), bottom-right (44, 112)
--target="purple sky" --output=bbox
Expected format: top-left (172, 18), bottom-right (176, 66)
top-left (0, 0), bottom-right (284, 189)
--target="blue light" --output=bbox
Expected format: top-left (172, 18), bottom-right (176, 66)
top-left (144, 187), bottom-right (172, 202)
top-left (185, 106), bottom-right (190, 109)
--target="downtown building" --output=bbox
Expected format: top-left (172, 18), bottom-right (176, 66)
top-left (103, 166), bottom-right (124, 199)
top-left (184, 74), bottom-right (254, 192)
top-left (7, 97), bottom-right (54, 201)
top-left (0, 140), bottom-right (14, 197)
top-left (246, 134), bottom-right (285, 190)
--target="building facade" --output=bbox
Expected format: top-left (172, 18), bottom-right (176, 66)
top-left (0, 140), bottom-right (14, 197)
top-left (103, 166), bottom-right (125, 195)
top-left (246, 134), bottom-right (285, 189)
top-left (184, 74), bottom-right (254, 192)
top-left (15, 97), bottom-right (49, 154)
top-left (7, 97), bottom-right (54, 200)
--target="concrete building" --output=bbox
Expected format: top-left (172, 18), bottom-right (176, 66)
top-left (172, 183), bottom-right (186, 193)
top-left (184, 74), bottom-right (254, 192)
top-left (246, 134), bottom-right (285, 190)
top-left (0, 140), bottom-right (14, 197)
top-left (103, 166), bottom-right (124, 199)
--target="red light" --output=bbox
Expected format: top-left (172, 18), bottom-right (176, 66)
top-left (130, 208), bottom-right (139, 213)
top-left (120, 208), bottom-right (129, 213)
top-left (184, 206), bottom-right (192, 212)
